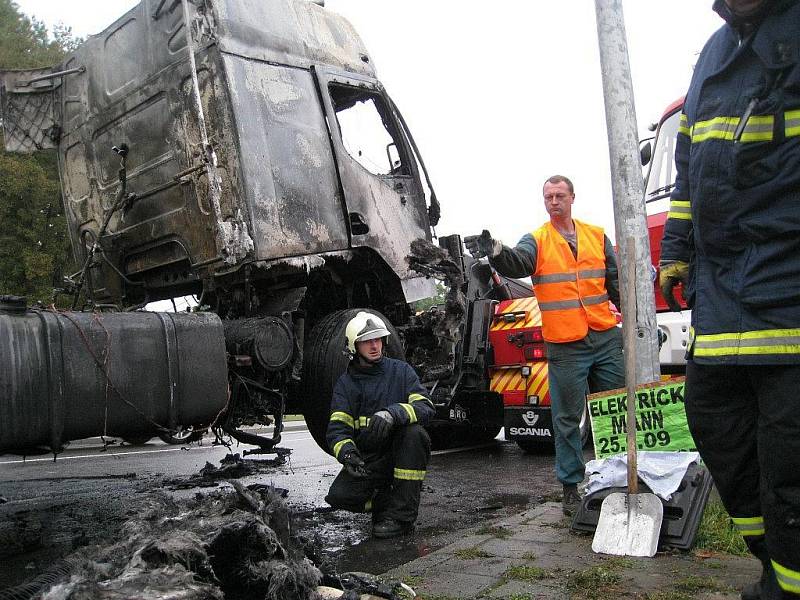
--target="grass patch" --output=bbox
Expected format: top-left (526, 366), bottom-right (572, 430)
top-left (566, 565), bottom-right (624, 599)
top-left (504, 564), bottom-right (551, 581)
top-left (454, 546), bottom-right (493, 560)
top-left (640, 576), bottom-right (731, 600)
top-left (378, 574), bottom-right (423, 597)
top-left (283, 414), bottom-right (305, 422)
top-left (401, 575), bottom-right (423, 587)
top-left (643, 593), bottom-right (694, 600)
top-left (476, 525), bottom-right (511, 539)
top-left (694, 500), bottom-right (749, 556)
top-left (673, 575), bottom-right (727, 593)
top-left (601, 556), bottom-right (636, 570)
top-left (521, 551), bottom-right (538, 561)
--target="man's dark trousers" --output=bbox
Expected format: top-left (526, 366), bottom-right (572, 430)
top-left (546, 326), bottom-right (624, 485)
top-left (326, 424), bottom-right (431, 524)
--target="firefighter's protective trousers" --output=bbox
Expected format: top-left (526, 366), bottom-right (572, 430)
top-left (325, 424), bottom-right (431, 523)
top-left (685, 362), bottom-right (800, 598)
top-left (547, 326), bottom-right (624, 486)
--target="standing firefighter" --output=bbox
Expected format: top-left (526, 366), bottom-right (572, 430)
top-left (465, 175), bottom-right (624, 516)
top-left (659, 1), bottom-right (800, 598)
top-left (325, 311), bottom-right (434, 538)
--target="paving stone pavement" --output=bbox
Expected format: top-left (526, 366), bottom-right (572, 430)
top-left (385, 502), bottom-right (760, 599)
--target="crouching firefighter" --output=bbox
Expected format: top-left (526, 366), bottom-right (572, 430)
top-left (325, 311), bottom-right (434, 538)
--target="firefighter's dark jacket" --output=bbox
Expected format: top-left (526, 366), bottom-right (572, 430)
top-left (326, 357), bottom-right (435, 461)
top-left (660, 0), bottom-right (800, 365)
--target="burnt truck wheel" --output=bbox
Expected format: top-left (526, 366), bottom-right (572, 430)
top-left (157, 426), bottom-right (204, 445)
top-left (301, 309), bottom-right (403, 454)
top-left (122, 436), bottom-right (153, 445)
top-left (515, 401), bottom-right (590, 454)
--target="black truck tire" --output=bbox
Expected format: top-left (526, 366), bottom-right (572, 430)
top-left (515, 401), bottom-right (591, 454)
top-left (301, 308), bottom-right (403, 454)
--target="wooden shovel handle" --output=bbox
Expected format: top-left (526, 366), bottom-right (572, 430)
top-left (623, 237), bottom-right (638, 494)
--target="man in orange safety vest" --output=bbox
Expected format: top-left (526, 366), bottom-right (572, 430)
top-left (465, 175), bottom-right (624, 517)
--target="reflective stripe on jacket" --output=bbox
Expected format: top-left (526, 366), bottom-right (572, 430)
top-left (531, 220), bottom-right (617, 343)
top-left (660, 0), bottom-right (800, 364)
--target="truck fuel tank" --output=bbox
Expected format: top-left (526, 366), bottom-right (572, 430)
top-left (0, 296), bottom-right (227, 454)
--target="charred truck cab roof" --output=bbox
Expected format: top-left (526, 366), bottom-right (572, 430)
top-left (0, 0), bottom-right (436, 309)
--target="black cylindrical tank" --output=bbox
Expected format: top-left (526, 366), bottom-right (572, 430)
top-left (0, 299), bottom-right (228, 453)
top-left (223, 316), bottom-right (294, 371)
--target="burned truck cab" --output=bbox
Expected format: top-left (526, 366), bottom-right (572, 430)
top-left (1, 0), bottom-right (434, 308)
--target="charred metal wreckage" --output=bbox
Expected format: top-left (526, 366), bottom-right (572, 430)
top-left (0, 0), bottom-right (525, 456)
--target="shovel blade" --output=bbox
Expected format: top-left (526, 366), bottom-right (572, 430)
top-left (592, 491), bottom-right (664, 557)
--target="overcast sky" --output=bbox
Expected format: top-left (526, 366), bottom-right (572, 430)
top-left (15, 0), bottom-right (722, 246)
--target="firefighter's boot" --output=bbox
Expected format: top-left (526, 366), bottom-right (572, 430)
top-left (741, 536), bottom-right (774, 600)
top-left (372, 517), bottom-right (413, 539)
top-left (742, 575), bottom-right (765, 600)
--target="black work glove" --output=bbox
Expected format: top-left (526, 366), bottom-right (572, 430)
top-left (658, 261), bottom-right (688, 312)
top-left (359, 410), bottom-right (395, 451)
top-left (464, 230), bottom-right (502, 259)
top-left (342, 450), bottom-right (368, 479)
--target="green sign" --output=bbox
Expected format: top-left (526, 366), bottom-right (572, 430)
top-left (587, 377), bottom-right (696, 459)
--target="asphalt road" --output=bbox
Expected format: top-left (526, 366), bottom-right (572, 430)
top-left (0, 424), bottom-right (564, 591)
top-left (0, 425), bottom-right (332, 488)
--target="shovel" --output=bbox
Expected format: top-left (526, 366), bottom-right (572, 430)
top-left (591, 237), bottom-right (663, 557)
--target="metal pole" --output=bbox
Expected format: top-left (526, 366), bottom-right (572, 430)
top-left (594, 0), bottom-right (659, 383)
top-left (623, 237), bottom-right (638, 492)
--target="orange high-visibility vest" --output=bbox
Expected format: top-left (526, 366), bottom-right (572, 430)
top-left (531, 220), bottom-right (617, 343)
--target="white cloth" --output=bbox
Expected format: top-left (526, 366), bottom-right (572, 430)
top-left (584, 451), bottom-right (700, 501)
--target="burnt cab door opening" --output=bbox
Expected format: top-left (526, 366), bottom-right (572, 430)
top-left (314, 68), bottom-right (430, 282)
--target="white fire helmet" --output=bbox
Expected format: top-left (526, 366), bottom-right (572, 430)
top-left (345, 311), bottom-right (391, 356)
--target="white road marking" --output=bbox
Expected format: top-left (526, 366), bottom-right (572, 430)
top-left (0, 433), bottom-right (315, 465)
top-left (0, 432), bottom-right (499, 466)
top-left (432, 442), bottom-right (498, 456)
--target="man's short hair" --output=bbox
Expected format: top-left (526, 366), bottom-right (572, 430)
top-left (544, 175), bottom-right (574, 195)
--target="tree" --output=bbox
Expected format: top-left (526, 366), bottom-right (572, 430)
top-left (412, 281), bottom-right (448, 313)
top-left (0, 152), bottom-right (72, 302)
top-left (0, 0), bottom-right (81, 304)
top-left (0, 0), bottom-right (79, 69)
